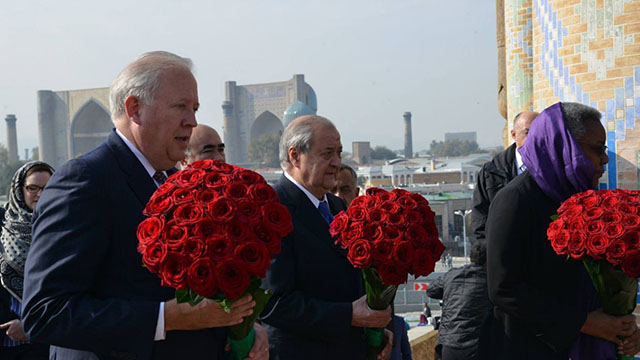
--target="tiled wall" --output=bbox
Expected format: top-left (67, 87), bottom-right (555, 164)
top-left (505, 0), bottom-right (640, 190)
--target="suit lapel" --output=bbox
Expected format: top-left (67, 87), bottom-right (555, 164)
top-left (105, 130), bottom-right (157, 207)
top-left (277, 176), bottom-right (349, 259)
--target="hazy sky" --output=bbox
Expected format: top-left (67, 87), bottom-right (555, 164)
top-left (0, 0), bottom-right (503, 159)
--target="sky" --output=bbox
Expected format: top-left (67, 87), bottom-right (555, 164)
top-left (0, 0), bottom-right (503, 160)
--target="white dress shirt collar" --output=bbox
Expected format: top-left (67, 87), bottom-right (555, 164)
top-left (284, 171), bottom-right (328, 208)
top-left (515, 147), bottom-right (526, 175)
top-left (115, 129), bottom-right (167, 185)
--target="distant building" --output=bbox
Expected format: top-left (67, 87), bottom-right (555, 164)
top-left (444, 131), bottom-right (477, 143)
top-left (403, 112), bottom-right (413, 158)
top-left (5, 114), bottom-right (18, 163)
top-left (222, 74), bottom-right (317, 165)
top-left (37, 88), bottom-right (111, 169)
top-left (352, 141), bottom-right (371, 164)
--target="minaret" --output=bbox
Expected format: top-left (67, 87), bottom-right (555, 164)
top-left (5, 114), bottom-right (18, 163)
top-left (403, 112), bottom-right (413, 159)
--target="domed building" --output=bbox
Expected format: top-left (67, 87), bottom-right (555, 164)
top-left (222, 74), bottom-right (318, 165)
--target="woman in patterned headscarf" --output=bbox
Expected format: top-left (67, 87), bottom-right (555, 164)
top-left (0, 161), bottom-right (53, 359)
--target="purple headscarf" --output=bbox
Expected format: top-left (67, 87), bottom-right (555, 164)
top-left (518, 102), bottom-right (595, 203)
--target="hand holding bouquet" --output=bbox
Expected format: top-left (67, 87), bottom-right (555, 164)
top-left (137, 160), bottom-right (293, 360)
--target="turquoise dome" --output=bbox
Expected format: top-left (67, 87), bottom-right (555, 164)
top-left (283, 101), bottom-right (315, 127)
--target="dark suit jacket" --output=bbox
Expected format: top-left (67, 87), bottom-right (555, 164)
top-left (22, 130), bottom-right (226, 360)
top-left (261, 176), bottom-right (366, 360)
top-left (485, 172), bottom-right (586, 359)
top-left (472, 143), bottom-right (518, 241)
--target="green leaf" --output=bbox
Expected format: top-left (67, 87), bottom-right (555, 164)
top-left (176, 289), bottom-right (190, 304)
top-left (550, 214), bottom-right (559, 221)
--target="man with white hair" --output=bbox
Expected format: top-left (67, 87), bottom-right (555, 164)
top-left (22, 51), bottom-right (267, 360)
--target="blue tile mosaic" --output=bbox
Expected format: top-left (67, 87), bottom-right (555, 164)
top-left (616, 120), bottom-right (625, 140)
top-left (636, 97), bottom-right (640, 118)
top-left (607, 100), bottom-right (615, 120)
top-left (635, 66), bottom-right (640, 86)
top-left (607, 133), bottom-right (617, 189)
top-left (627, 108), bottom-right (634, 130)
top-left (626, 77), bottom-right (634, 98)
top-left (616, 88), bottom-right (625, 109)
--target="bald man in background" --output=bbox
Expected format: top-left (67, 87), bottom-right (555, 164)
top-left (183, 124), bottom-right (226, 165)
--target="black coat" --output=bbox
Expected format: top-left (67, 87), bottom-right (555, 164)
top-left (261, 176), bottom-right (366, 360)
top-left (426, 263), bottom-right (491, 349)
top-left (22, 131), bottom-right (226, 360)
top-left (485, 172), bottom-right (586, 359)
top-left (0, 286), bottom-right (18, 343)
top-left (472, 143), bottom-right (518, 241)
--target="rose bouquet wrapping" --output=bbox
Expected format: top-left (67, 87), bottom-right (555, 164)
top-left (137, 160), bottom-right (293, 360)
top-left (329, 188), bottom-right (444, 359)
top-left (547, 189), bottom-right (640, 360)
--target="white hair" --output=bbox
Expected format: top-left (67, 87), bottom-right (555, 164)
top-left (279, 116), bottom-right (336, 169)
top-left (109, 51), bottom-right (193, 120)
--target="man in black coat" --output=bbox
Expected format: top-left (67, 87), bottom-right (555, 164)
top-left (21, 51), bottom-right (266, 360)
top-left (427, 242), bottom-right (491, 360)
top-left (261, 115), bottom-right (392, 360)
top-left (471, 111), bottom-right (537, 241)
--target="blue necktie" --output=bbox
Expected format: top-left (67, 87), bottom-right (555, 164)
top-left (153, 171), bottom-right (168, 185)
top-left (318, 201), bottom-right (334, 225)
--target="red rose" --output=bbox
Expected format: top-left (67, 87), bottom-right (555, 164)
top-left (248, 183), bottom-right (278, 204)
top-left (233, 169), bottom-right (265, 185)
top-left (377, 192), bottom-right (393, 202)
top-left (172, 187), bottom-right (196, 205)
top-left (397, 196), bottom-right (418, 210)
top-left (262, 203), bottom-right (294, 237)
top-left (159, 253), bottom-right (188, 289)
top-left (586, 234), bottom-right (610, 259)
top-left (575, 189), bottom-right (596, 199)
top-left (216, 258), bottom-right (251, 300)
top-left (187, 257), bottom-right (218, 298)
top-left (393, 240), bottom-right (413, 264)
top-left (188, 159), bottom-right (214, 170)
top-left (427, 236), bottom-right (445, 259)
top-left (182, 236), bottom-right (206, 260)
top-left (604, 223), bottom-right (625, 239)
top-left (550, 229), bottom-right (570, 255)
top-left (236, 199), bottom-right (260, 220)
top-left (222, 219), bottom-right (247, 243)
top-left (363, 223), bottom-right (384, 242)
top-left (567, 219), bottom-right (585, 233)
top-left (383, 225), bottom-right (403, 243)
top-left (605, 239), bottom-right (627, 265)
top-left (152, 181), bottom-right (177, 199)
top-left (547, 219), bottom-right (565, 241)
top-left (419, 205), bottom-right (436, 220)
top-left (338, 224), bottom-right (364, 248)
top-left (586, 220), bottom-right (605, 235)
top-left (347, 205), bottom-right (368, 222)
top-left (164, 221), bottom-right (189, 251)
top-left (617, 202), bottom-right (636, 216)
top-left (175, 169), bottom-right (205, 189)
top-left (583, 208), bottom-right (604, 221)
top-left (405, 211), bottom-right (423, 225)
top-left (196, 189), bottom-right (218, 205)
top-left (141, 242), bottom-right (167, 273)
top-left (204, 172), bottom-right (231, 189)
top-left (173, 203), bottom-right (204, 225)
top-left (564, 204), bottom-right (583, 218)
top-left (409, 192), bottom-right (428, 205)
top-left (208, 197), bottom-right (236, 222)
top-left (224, 183), bottom-right (248, 199)
top-left (365, 188), bottom-right (387, 196)
top-left (405, 224), bottom-right (429, 248)
top-left (377, 262), bottom-right (408, 285)
top-left (602, 211), bottom-right (623, 224)
top-left (391, 189), bottom-right (410, 198)
top-left (411, 248), bottom-right (435, 277)
top-left (379, 201), bottom-right (402, 215)
top-left (567, 231), bottom-right (586, 259)
top-left (622, 231), bottom-right (640, 250)
top-left (253, 223), bottom-right (282, 255)
top-left (621, 250), bottom-right (640, 278)
top-left (206, 235), bottom-right (233, 260)
top-left (195, 219), bottom-right (223, 238)
top-left (329, 212), bottom-right (349, 238)
top-left (350, 196), bottom-right (367, 207)
top-left (366, 196), bottom-right (382, 207)
top-left (557, 197), bottom-right (579, 214)
top-left (602, 195), bottom-right (621, 208)
top-left (347, 239), bottom-right (372, 268)
top-left (137, 216), bottom-right (164, 246)
top-left (143, 195), bottom-right (173, 216)
top-left (581, 194), bottom-right (600, 209)
top-left (387, 212), bottom-right (404, 227)
top-left (371, 240), bottom-right (394, 263)
top-left (211, 161), bottom-right (235, 174)
top-left (623, 215), bottom-right (640, 229)
top-left (234, 240), bottom-right (271, 278)
top-left (366, 208), bottom-right (386, 224)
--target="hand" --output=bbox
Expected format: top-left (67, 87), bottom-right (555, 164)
top-left (581, 310), bottom-right (636, 346)
top-left (619, 325), bottom-right (640, 356)
top-left (378, 329), bottom-right (393, 360)
top-left (245, 323), bottom-right (269, 360)
top-left (0, 319), bottom-right (29, 341)
top-left (351, 295), bottom-right (391, 328)
top-left (165, 295), bottom-right (256, 331)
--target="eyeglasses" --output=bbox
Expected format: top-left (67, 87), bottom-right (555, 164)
top-left (24, 184), bottom-right (45, 194)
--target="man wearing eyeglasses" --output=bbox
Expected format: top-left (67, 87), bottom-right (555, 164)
top-left (182, 124), bottom-right (226, 165)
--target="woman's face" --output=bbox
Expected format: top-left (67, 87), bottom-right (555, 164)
top-left (577, 121), bottom-right (609, 188)
top-left (22, 171), bottom-right (52, 211)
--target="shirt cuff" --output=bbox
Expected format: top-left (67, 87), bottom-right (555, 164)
top-left (154, 302), bottom-right (166, 341)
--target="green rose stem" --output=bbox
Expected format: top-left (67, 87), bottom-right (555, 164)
top-left (362, 268), bottom-right (398, 360)
top-left (583, 257), bottom-right (638, 360)
top-left (176, 278), bottom-right (272, 360)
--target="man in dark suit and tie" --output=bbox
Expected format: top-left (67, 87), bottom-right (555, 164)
top-left (21, 51), bottom-right (267, 360)
top-left (261, 115), bottom-right (392, 360)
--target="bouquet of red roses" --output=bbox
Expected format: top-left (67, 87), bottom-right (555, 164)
top-left (137, 160), bottom-right (293, 360)
top-left (330, 187), bottom-right (444, 359)
top-left (547, 189), bottom-right (640, 360)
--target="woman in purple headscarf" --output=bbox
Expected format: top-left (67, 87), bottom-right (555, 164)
top-left (484, 102), bottom-right (640, 360)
